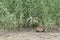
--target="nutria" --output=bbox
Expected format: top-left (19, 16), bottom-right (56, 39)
top-left (36, 26), bottom-right (45, 32)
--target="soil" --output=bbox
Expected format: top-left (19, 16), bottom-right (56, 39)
top-left (0, 28), bottom-right (60, 40)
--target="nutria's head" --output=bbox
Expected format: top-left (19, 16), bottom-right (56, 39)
top-left (36, 26), bottom-right (45, 32)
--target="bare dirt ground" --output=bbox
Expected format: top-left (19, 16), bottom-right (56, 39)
top-left (0, 30), bottom-right (60, 40)
top-left (0, 28), bottom-right (60, 40)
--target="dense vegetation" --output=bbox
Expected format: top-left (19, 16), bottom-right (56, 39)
top-left (0, 0), bottom-right (60, 31)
